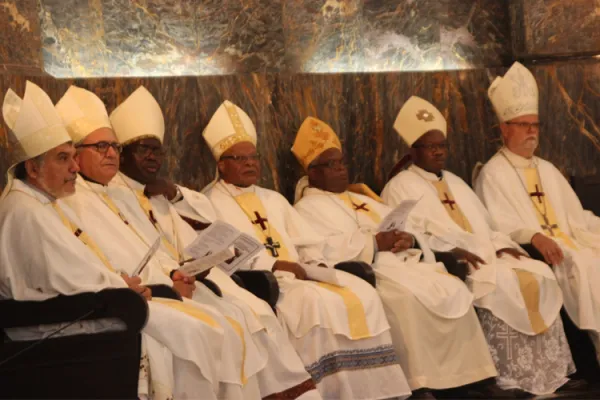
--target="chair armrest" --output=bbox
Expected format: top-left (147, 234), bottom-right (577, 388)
top-left (230, 273), bottom-right (246, 289)
top-left (520, 244), bottom-right (546, 263)
top-left (147, 284), bottom-right (182, 301)
top-left (0, 288), bottom-right (148, 333)
top-left (234, 270), bottom-right (279, 310)
top-left (199, 278), bottom-right (222, 297)
top-left (434, 252), bottom-right (469, 281)
top-left (334, 261), bottom-right (376, 288)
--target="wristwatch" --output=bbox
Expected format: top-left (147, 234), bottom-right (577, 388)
top-left (170, 186), bottom-right (183, 204)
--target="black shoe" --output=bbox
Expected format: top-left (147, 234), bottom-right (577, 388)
top-left (467, 384), bottom-right (532, 399)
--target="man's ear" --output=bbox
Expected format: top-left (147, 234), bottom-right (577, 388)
top-left (499, 123), bottom-right (509, 143)
top-left (24, 159), bottom-right (40, 180)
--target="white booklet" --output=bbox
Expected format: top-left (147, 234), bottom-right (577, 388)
top-left (182, 220), bottom-right (264, 276)
top-left (377, 197), bottom-right (422, 233)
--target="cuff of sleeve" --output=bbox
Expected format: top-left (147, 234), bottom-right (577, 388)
top-left (169, 269), bottom-right (177, 279)
top-left (511, 228), bottom-right (539, 244)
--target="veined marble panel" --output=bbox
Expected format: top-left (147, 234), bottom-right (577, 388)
top-left (511, 0), bottom-right (600, 58)
top-left (0, 0), bottom-right (42, 75)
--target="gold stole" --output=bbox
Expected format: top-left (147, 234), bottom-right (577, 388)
top-left (233, 192), bottom-right (292, 261)
top-left (233, 191), bottom-right (371, 339)
top-left (337, 193), bottom-right (382, 224)
top-left (134, 190), bottom-right (182, 262)
top-left (52, 203), bottom-right (116, 273)
top-left (523, 168), bottom-right (577, 250)
top-left (432, 180), bottom-right (474, 233)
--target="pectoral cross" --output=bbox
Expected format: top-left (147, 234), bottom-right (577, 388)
top-left (441, 193), bottom-right (456, 210)
top-left (352, 202), bottom-right (369, 212)
top-left (540, 214), bottom-right (558, 237)
top-left (252, 211), bottom-right (269, 230)
top-left (529, 185), bottom-right (545, 204)
top-left (264, 236), bottom-right (280, 257)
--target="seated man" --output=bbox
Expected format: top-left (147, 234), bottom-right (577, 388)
top-left (476, 61), bottom-right (600, 362)
top-left (54, 84), bottom-right (304, 400)
top-left (380, 96), bottom-right (575, 395)
top-left (102, 85), bottom-right (320, 400)
top-left (292, 117), bottom-right (501, 396)
top-left (171, 100), bottom-right (411, 400)
top-left (0, 81), bottom-right (227, 400)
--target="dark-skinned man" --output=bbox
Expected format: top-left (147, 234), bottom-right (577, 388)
top-left (292, 116), bottom-right (500, 398)
top-left (106, 87), bottom-right (321, 400)
top-left (177, 100), bottom-right (411, 400)
top-left (0, 82), bottom-right (229, 400)
top-left (54, 85), bottom-right (272, 400)
top-left (475, 61), bottom-right (600, 364)
top-left (381, 96), bottom-right (574, 396)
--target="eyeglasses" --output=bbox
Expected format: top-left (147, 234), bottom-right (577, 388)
top-left (412, 143), bottom-right (449, 151)
top-left (220, 154), bottom-right (261, 163)
top-left (505, 121), bottom-right (542, 131)
top-left (308, 159), bottom-right (346, 169)
top-left (77, 141), bottom-right (122, 154)
top-left (134, 144), bottom-right (166, 158)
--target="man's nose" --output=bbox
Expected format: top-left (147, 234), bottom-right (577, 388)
top-left (70, 158), bottom-right (80, 173)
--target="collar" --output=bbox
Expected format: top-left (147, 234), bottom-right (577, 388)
top-left (12, 179), bottom-right (56, 204)
top-left (220, 180), bottom-right (256, 194)
top-left (79, 172), bottom-right (107, 187)
top-left (409, 164), bottom-right (444, 182)
top-left (118, 172), bottom-right (145, 192)
top-left (500, 147), bottom-right (538, 168)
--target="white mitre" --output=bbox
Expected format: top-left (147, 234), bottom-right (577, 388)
top-left (55, 85), bottom-right (112, 143)
top-left (488, 62), bottom-right (539, 122)
top-left (110, 86), bottom-right (164, 145)
top-left (1, 81), bottom-right (71, 198)
top-left (394, 96), bottom-right (447, 147)
top-left (203, 100), bottom-right (257, 161)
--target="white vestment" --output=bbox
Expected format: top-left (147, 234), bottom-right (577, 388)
top-left (475, 148), bottom-right (600, 351)
top-left (177, 180), bottom-right (411, 400)
top-left (382, 165), bottom-right (574, 394)
top-left (59, 177), bottom-right (263, 400)
top-left (108, 173), bottom-right (322, 400)
top-left (0, 180), bottom-right (229, 400)
top-left (294, 186), bottom-right (498, 390)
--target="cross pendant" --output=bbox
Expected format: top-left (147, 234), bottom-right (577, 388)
top-left (265, 236), bottom-right (281, 257)
top-left (541, 214), bottom-right (558, 236)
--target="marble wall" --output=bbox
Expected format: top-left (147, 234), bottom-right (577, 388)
top-left (510, 0), bottom-right (600, 59)
top-left (0, 0), bottom-right (599, 203)
top-left (2, 60), bottom-right (599, 202)
top-left (37, 0), bottom-right (512, 77)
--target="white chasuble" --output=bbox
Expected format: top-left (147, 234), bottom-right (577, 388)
top-left (295, 186), bottom-right (500, 390)
top-left (59, 178), bottom-right (264, 399)
top-left (383, 165), bottom-right (574, 394)
top-left (0, 180), bottom-right (230, 400)
top-left (194, 180), bottom-right (411, 400)
top-left (109, 174), bottom-right (321, 400)
top-left (476, 148), bottom-right (600, 335)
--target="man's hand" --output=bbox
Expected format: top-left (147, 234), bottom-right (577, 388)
top-left (376, 230), bottom-right (414, 253)
top-left (121, 273), bottom-right (152, 300)
top-left (451, 247), bottom-right (486, 270)
top-left (171, 270), bottom-right (196, 299)
top-left (496, 248), bottom-right (527, 260)
top-left (531, 233), bottom-right (564, 265)
top-left (144, 178), bottom-right (177, 200)
top-left (171, 270), bottom-right (196, 284)
top-left (273, 261), bottom-right (307, 280)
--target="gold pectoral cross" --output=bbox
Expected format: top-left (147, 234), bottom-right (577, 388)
top-left (540, 214), bottom-right (558, 236)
